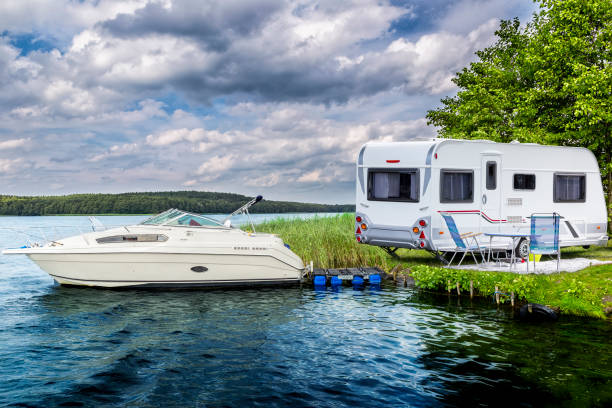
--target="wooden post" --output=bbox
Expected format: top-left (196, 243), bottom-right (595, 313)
top-left (403, 276), bottom-right (408, 287)
top-left (448, 280), bottom-right (451, 294)
top-left (511, 292), bottom-right (515, 307)
top-left (391, 264), bottom-right (401, 282)
top-left (456, 282), bottom-right (460, 295)
top-left (495, 286), bottom-right (500, 305)
top-left (469, 281), bottom-right (474, 298)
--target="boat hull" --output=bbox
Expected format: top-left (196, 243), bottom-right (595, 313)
top-left (26, 252), bottom-right (303, 288)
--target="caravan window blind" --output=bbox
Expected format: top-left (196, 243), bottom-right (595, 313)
top-left (513, 174), bottom-right (536, 190)
top-left (554, 173), bottom-right (585, 202)
top-left (440, 170), bottom-right (473, 203)
top-left (367, 169), bottom-right (419, 202)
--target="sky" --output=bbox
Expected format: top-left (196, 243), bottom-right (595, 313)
top-left (0, 0), bottom-right (537, 204)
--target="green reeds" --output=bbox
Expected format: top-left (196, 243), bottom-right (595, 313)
top-left (253, 213), bottom-right (392, 269)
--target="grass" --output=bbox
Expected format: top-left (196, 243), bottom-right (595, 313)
top-left (253, 213), bottom-right (612, 319)
top-left (254, 213), bottom-right (395, 269)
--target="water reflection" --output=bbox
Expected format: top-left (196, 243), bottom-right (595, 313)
top-left (0, 283), bottom-right (611, 407)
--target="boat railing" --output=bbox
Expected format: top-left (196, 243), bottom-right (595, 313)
top-left (0, 224), bottom-right (128, 248)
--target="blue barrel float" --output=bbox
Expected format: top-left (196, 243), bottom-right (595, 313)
top-left (310, 267), bottom-right (385, 288)
top-left (313, 275), bottom-right (327, 287)
top-left (369, 274), bottom-right (381, 285)
top-left (352, 275), bottom-right (364, 288)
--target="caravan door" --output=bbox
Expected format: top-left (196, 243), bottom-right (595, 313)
top-left (480, 155), bottom-right (503, 232)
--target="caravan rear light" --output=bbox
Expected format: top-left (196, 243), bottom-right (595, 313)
top-left (386, 160), bottom-right (400, 163)
top-left (412, 227), bottom-right (419, 233)
top-left (419, 231), bottom-right (425, 239)
top-left (356, 236), bottom-right (362, 242)
top-left (356, 216), bottom-right (362, 223)
top-left (356, 226), bottom-right (361, 234)
top-left (361, 223), bottom-right (367, 231)
top-left (419, 220), bottom-right (427, 227)
top-left (419, 240), bottom-right (426, 248)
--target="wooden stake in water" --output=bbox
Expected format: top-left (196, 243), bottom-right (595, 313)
top-left (495, 286), bottom-right (500, 305)
top-left (456, 282), bottom-right (460, 295)
top-left (448, 280), bottom-right (451, 294)
top-left (511, 292), bottom-right (515, 307)
top-left (470, 281), bottom-right (474, 298)
top-left (390, 264), bottom-right (402, 282)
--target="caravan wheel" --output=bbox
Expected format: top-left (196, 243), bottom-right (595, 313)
top-left (516, 238), bottom-right (529, 259)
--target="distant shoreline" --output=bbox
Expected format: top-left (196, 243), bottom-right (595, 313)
top-left (0, 191), bottom-right (355, 216)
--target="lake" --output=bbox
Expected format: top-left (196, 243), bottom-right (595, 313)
top-left (0, 216), bottom-right (610, 407)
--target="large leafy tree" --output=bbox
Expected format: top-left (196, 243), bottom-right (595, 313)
top-left (427, 0), bottom-right (612, 233)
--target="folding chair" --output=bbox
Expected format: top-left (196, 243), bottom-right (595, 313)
top-left (440, 213), bottom-right (486, 266)
top-left (529, 213), bottom-right (560, 273)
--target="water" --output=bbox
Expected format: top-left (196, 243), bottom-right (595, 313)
top-left (0, 217), bottom-right (611, 407)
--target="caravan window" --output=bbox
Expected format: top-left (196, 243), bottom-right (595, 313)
top-left (486, 161), bottom-right (497, 190)
top-left (440, 170), bottom-right (473, 203)
top-left (554, 173), bottom-right (585, 202)
top-left (513, 174), bottom-right (536, 190)
top-left (367, 169), bottom-right (419, 202)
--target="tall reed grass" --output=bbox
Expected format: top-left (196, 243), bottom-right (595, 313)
top-left (253, 213), bottom-right (393, 269)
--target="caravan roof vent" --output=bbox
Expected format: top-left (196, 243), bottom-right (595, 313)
top-left (510, 140), bottom-right (520, 144)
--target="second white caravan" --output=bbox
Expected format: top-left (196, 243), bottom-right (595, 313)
top-left (354, 139), bottom-right (608, 259)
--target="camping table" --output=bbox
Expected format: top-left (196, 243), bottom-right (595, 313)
top-left (484, 233), bottom-right (530, 269)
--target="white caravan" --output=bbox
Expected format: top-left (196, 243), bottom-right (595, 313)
top-left (354, 139), bottom-right (608, 259)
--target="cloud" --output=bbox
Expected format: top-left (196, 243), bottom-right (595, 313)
top-left (138, 107), bottom-right (433, 196)
top-left (89, 143), bottom-right (139, 162)
top-left (0, 138), bottom-right (30, 150)
top-left (0, 1), bottom-right (499, 120)
top-left (297, 170), bottom-right (322, 183)
top-left (0, 158), bottom-right (23, 173)
top-left (196, 154), bottom-right (236, 181)
top-left (146, 128), bottom-right (207, 146)
top-left (101, 0), bottom-right (282, 52)
top-left (0, 0), bottom-right (152, 44)
top-left (244, 173), bottom-right (281, 188)
top-left (436, 0), bottom-right (537, 34)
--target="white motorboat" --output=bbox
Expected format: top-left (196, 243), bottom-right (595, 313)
top-left (2, 196), bottom-right (306, 288)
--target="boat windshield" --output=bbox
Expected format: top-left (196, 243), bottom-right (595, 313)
top-left (140, 209), bottom-right (224, 227)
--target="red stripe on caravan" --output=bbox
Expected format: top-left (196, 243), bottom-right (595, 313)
top-left (386, 160), bottom-right (400, 163)
top-left (438, 210), bottom-right (507, 223)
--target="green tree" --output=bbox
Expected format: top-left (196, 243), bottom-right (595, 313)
top-left (427, 0), bottom-right (612, 232)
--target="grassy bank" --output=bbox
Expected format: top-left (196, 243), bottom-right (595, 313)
top-left (410, 265), bottom-right (612, 319)
top-left (255, 213), bottom-right (612, 319)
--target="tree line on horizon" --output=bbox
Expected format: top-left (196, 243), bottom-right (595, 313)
top-left (0, 191), bottom-right (355, 216)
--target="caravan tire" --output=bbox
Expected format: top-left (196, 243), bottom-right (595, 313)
top-left (516, 238), bottom-right (529, 259)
